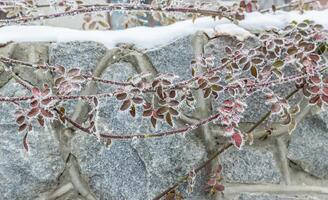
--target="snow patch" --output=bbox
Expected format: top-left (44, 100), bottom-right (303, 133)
top-left (0, 9), bottom-right (327, 49)
top-left (214, 24), bottom-right (253, 41)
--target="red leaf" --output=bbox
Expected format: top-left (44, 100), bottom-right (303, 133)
top-left (225, 47), bottom-right (232, 54)
top-left (93, 97), bottom-right (99, 107)
top-left (322, 87), bottom-right (328, 96)
top-left (116, 92), bottom-right (127, 100)
top-left (152, 79), bottom-right (160, 88)
top-left (168, 100), bottom-right (179, 107)
top-left (322, 95), bottom-right (328, 104)
top-left (309, 86), bottom-right (320, 94)
top-left (169, 90), bottom-right (176, 98)
top-left (129, 104), bottom-right (136, 117)
top-left (310, 76), bottom-right (321, 84)
top-left (271, 103), bottom-right (282, 113)
top-left (207, 179), bottom-right (216, 186)
top-left (120, 99), bottom-right (131, 111)
top-left (30, 99), bottom-right (38, 108)
top-left (143, 109), bottom-right (152, 117)
top-left (216, 164), bottom-right (223, 173)
top-left (246, 2), bottom-right (252, 12)
top-left (31, 87), bottom-right (41, 97)
top-left (132, 97), bottom-right (143, 104)
top-left (41, 98), bottom-right (52, 105)
top-left (156, 85), bottom-right (164, 99)
top-left (151, 116), bottom-right (157, 128)
top-left (41, 88), bottom-right (50, 96)
top-left (19, 124), bottom-right (27, 132)
top-left (37, 115), bottom-right (45, 127)
top-left (232, 132), bottom-right (243, 149)
top-left (23, 132), bottom-right (29, 152)
top-left (309, 95), bottom-right (320, 105)
top-left (214, 183), bottom-right (225, 192)
top-left (223, 99), bottom-right (234, 107)
top-left (309, 53), bottom-right (320, 62)
top-left (143, 102), bottom-right (151, 110)
top-left (16, 115), bottom-right (25, 125)
top-left (323, 76), bottom-right (328, 84)
top-left (27, 107), bottom-right (39, 117)
top-left (41, 108), bottom-right (54, 118)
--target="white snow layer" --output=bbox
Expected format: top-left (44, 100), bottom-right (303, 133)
top-left (0, 9), bottom-right (328, 49)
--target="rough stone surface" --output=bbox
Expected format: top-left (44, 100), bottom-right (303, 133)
top-left (49, 41), bottom-right (107, 72)
top-left (145, 35), bottom-right (194, 81)
top-left (287, 111), bottom-right (328, 179)
top-left (236, 193), bottom-right (319, 200)
top-left (0, 79), bottom-right (27, 124)
top-left (220, 146), bottom-right (282, 184)
top-left (0, 79), bottom-right (65, 200)
top-left (71, 132), bottom-right (206, 200)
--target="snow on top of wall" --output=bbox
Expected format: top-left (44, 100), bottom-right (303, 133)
top-left (0, 9), bottom-right (327, 49)
top-left (240, 9), bottom-right (328, 31)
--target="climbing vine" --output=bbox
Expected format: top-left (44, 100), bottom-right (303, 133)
top-left (0, 0), bottom-right (327, 199)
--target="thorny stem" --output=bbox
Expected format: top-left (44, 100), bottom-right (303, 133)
top-left (152, 87), bottom-right (300, 200)
top-left (0, 55), bottom-right (318, 104)
top-left (0, 56), bottom-right (132, 86)
top-left (0, 70), bottom-right (315, 103)
top-left (56, 107), bottom-right (221, 140)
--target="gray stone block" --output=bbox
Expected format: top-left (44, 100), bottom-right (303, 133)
top-left (287, 111), bottom-right (328, 179)
top-left (144, 35), bottom-right (194, 81)
top-left (220, 146), bottom-right (281, 184)
top-left (0, 43), bottom-right (65, 199)
top-left (49, 41), bottom-right (107, 72)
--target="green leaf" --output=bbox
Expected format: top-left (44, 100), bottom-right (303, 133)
top-left (273, 59), bottom-right (284, 68)
top-left (251, 66), bottom-right (258, 78)
top-left (165, 113), bottom-right (173, 127)
top-left (287, 46), bottom-right (298, 55)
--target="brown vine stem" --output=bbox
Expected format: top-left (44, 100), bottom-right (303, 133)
top-left (152, 87), bottom-right (300, 200)
top-left (55, 107), bottom-right (221, 140)
top-left (0, 3), bottom-right (230, 25)
top-left (0, 55), bottom-right (315, 102)
top-left (0, 56), bottom-right (132, 86)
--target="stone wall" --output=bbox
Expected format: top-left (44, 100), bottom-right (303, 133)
top-left (0, 33), bottom-right (327, 200)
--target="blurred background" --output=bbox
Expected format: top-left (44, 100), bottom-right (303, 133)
top-left (1, 0), bottom-right (327, 29)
